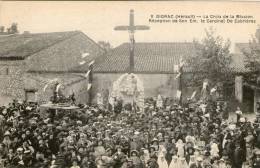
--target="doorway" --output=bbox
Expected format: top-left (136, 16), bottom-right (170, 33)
top-left (243, 86), bottom-right (254, 113)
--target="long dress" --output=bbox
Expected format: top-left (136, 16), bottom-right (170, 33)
top-left (178, 158), bottom-right (188, 168)
top-left (143, 149), bottom-right (150, 164)
top-left (169, 156), bottom-right (179, 168)
top-left (210, 143), bottom-right (219, 157)
top-left (157, 155), bottom-right (168, 168)
top-left (176, 140), bottom-right (185, 158)
top-left (157, 147), bottom-right (168, 168)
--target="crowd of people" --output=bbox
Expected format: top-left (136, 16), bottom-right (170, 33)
top-left (0, 96), bottom-right (260, 168)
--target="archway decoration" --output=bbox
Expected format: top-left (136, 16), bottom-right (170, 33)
top-left (110, 73), bottom-right (144, 111)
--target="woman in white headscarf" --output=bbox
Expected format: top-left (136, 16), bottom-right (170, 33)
top-left (178, 157), bottom-right (188, 168)
top-left (157, 145), bottom-right (168, 168)
top-left (176, 139), bottom-right (185, 158)
top-left (169, 155), bottom-right (179, 168)
top-left (142, 148), bottom-right (150, 165)
top-left (210, 142), bottom-right (219, 158)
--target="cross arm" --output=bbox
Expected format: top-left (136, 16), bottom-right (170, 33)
top-left (134, 25), bottom-right (150, 30)
top-left (114, 26), bottom-right (130, 31)
top-left (114, 25), bottom-right (150, 31)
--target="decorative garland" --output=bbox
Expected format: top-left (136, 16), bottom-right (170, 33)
top-left (110, 73), bottom-right (144, 111)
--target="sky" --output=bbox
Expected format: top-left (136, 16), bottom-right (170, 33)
top-left (0, 1), bottom-right (260, 51)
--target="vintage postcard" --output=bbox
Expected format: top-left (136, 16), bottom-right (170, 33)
top-left (0, 1), bottom-right (260, 168)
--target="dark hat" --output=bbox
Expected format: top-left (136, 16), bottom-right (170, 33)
top-left (147, 158), bottom-right (157, 163)
top-left (149, 145), bottom-right (156, 151)
top-left (115, 145), bottom-right (122, 150)
top-left (204, 151), bottom-right (210, 156)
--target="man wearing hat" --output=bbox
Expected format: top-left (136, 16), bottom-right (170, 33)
top-left (233, 143), bottom-right (243, 168)
top-left (147, 157), bottom-right (159, 168)
top-left (3, 131), bottom-right (12, 149)
top-left (113, 146), bottom-right (126, 168)
top-left (130, 150), bottom-right (143, 168)
top-left (23, 150), bottom-right (33, 167)
top-left (12, 147), bottom-right (25, 167)
top-left (125, 158), bottom-right (134, 168)
top-left (218, 158), bottom-right (228, 168)
top-left (253, 150), bottom-right (260, 168)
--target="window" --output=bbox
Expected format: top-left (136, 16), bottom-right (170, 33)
top-left (6, 68), bottom-right (9, 75)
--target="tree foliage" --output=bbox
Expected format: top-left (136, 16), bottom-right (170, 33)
top-left (242, 27), bottom-right (260, 87)
top-left (186, 28), bottom-right (232, 88)
top-left (0, 23), bottom-right (19, 34)
top-left (243, 27), bottom-right (260, 73)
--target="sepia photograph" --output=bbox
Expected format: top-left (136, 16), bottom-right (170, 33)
top-left (0, 1), bottom-right (260, 168)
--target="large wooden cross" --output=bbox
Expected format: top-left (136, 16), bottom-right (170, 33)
top-left (114, 9), bottom-right (150, 73)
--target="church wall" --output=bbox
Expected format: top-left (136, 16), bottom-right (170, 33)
top-left (23, 73), bottom-right (88, 104)
top-left (92, 72), bottom-right (180, 103)
top-left (0, 60), bottom-right (27, 105)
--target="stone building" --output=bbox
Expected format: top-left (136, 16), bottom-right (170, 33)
top-left (0, 31), bottom-right (104, 105)
top-left (232, 43), bottom-right (260, 113)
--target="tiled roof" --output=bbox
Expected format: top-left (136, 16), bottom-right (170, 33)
top-left (94, 42), bottom-right (254, 73)
top-left (94, 42), bottom-right (196, 73)
top-left (0, 31), bottom-right (80, 59)
top-left (230, 43), bottom-right (253, 73)
top-left (26, 31), bottom-right (104, 72)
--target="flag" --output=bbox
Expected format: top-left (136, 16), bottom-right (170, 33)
top-left (174, 65), bottom-right (179, 72)
top-left (87, 83), bottom-right (92, 91)
top-left (175, 72), bottom-right (181, 79)
top-left (176, 90), bottom-right (182, 99)
top-left (202, 80), bottom-right (208, 90)
top-left (56, 84), bottom-right (62, 92)
top-left (43, 84), bottom-right (49, 92)
top-left (88, 60), bottom-right (95, 66)
top-left (79, 61), bottom-right (86, 65)
top-left (200, 104), bottom-right (207, 113)
top-left (179, 57), bottom-right (185, 68)
top-left (190, 91), bottom-right (197, 99)
top-left (84, 70), bottom-right (90, 78)
top-left (43, 78), bottom-right (58, 92)
top-left (81, 52), bottom-right (89, 58)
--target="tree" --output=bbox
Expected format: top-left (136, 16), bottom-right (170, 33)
top-left (186, 28), bottom-right (232, 88)
top-left (98, 41), bottom-right (113, 52)
top-left (10, 23), bottom-right (18, 34)
top-left (6, 23), bottom-right (18, 34)
top-left (242, 26), bottom-right (260, 87)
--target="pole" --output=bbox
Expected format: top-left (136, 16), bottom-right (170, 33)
top-left (88, 63), bottom-right (94, 105)
top-left (179, 66), bottom-right (183, 105)
top-left (129, 32), bottom-right (135, 73)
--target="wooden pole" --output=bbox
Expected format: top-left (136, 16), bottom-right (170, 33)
top-left (88, 62), bottom-right (94, 105)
